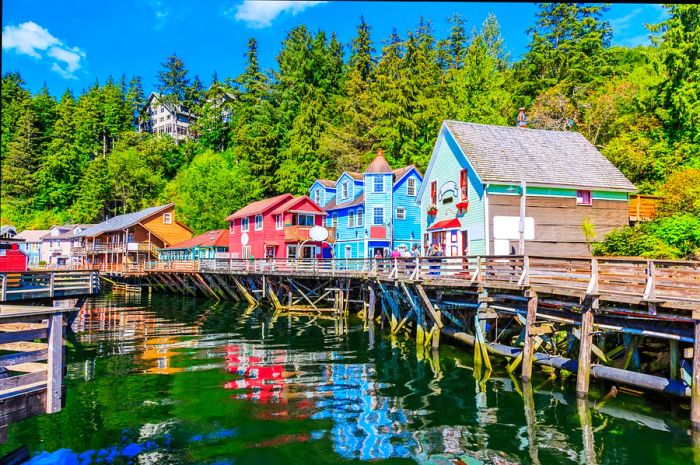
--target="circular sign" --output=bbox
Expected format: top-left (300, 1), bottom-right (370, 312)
top-left (240, 232), bottom-right (249, 246)
top-left (309, 226), bottom-right (329, 242)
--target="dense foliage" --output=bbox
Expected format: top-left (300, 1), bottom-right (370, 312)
top-left (1, 5), bottom-right (698, 250)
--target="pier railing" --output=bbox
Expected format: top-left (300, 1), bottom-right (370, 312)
top-left (136, 255), bottom-right (700, 310)
top-left (0, 271), bottom-right (100, 303)
top-left (0, 306), bottom-right (72, 436)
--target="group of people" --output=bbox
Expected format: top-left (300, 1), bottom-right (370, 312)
top-left (373, 243), bottom-right (445, 261)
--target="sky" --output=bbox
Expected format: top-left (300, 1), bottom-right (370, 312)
top-left (2, 1), bottom-right (669, 96)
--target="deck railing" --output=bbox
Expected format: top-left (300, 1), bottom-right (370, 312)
top-left (0, 271), bottom-right (100, 302)
top-left (135, 255), bottom-right (700, 310)
top-left (0, 306), bottom-right (73, 431)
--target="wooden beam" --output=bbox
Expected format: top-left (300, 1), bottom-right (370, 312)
top-left (46, 312), bottom-right (63, 414)
top-left (576, 305), bottom-right (595, 398)
top-left (521, 290), bottom-right (538, 382)
top-left (692, 314), bottom-right (700, 431)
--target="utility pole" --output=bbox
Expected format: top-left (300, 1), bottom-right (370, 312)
top-left (519, 178), bottom-right (527, 255)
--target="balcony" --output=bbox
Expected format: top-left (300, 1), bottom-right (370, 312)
top-left (284, 226), bottom-right (336, 243)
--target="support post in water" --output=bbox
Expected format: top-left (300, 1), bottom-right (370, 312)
top-left (692, 311), bottom-right (700, 431)
top-left (576, 298), bottom-right (597, 398)
top-left (521, 290), bottom-right (538, 382)
top-left (46, 312), bottom-right (64, 414)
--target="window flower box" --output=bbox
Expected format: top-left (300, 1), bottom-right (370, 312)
top-left (456, 201), bottom-right (469, 214)
top-left (427, 206), bottom-right (438, 216)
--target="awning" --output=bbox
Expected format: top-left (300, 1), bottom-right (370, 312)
top-left (264, 241), bottom-right (280, 246)
top-left (427, 218), bottom-right (461, 231)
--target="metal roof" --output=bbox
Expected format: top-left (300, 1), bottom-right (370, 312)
top-left (443, 120), bottom-right (636, 191)
top-left (77, 205), bottom-right (173, 237)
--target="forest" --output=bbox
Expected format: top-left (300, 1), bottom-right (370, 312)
top-left (1, 4), bottom-right (698, 258)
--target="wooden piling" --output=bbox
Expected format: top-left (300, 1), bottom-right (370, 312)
top-left (521, 290), bottom-right (537, 382)
top-left (46, 312), bottom-right (63, 414)
top-left (576, 305), bottom-right (595, 398)
top-left (692, 313), bottom-right (700, 431)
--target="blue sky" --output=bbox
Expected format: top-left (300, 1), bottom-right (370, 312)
top-left (2, 1), bottom-right (669, 96)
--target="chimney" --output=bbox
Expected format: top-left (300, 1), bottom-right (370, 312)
top-left (517, 108), bottom-right (527, 128)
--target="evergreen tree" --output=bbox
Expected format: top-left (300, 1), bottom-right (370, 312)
top-left (31, 84), bottom-right (58, 152)
top-left (1, 72), bottom-right (31, 162)
top-left (157, 54), bottom-right (191, 106)
top-left (126, 75), bottom-right (146, 127)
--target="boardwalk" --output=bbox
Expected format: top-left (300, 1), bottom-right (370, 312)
top-left (0, 270), bottom-right (99, 303)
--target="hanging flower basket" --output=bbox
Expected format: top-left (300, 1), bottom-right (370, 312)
top-left (427, 206), bottom-right (438, 216)
top-left (456, 201), bottom-right (469, 214)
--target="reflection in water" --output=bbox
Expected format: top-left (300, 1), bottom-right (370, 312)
top-left (1, 292), bottom-right (696, 465)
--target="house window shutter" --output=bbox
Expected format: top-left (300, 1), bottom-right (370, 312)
top-left (430, 181), bottom-right (437, 205)
top-left (460, 169), bottom-right (468, 201)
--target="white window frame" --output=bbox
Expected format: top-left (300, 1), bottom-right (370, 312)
top-left (298, 214), bottom-right (314, 227)
top-left (342, 182), bottom-right (349, 199)
top-left (348, 210), bottom-right (355, 228)
top-left (241, 218), bottom-right (249, 232)
top-left (162, 212), bottom-right (172, 224)
top-left (357, 208), bottom-right (364, 227)
top-left (407, 178), bottom-right (416, 197)
top-left (373, 176), bottom-right (384, 193)
top-left (275, 214), bottom-right (283, 230)
top-left (396, 207), bottom-right (406, 220)
top-left (313, 190), bottom-right (320, 205)
top-left (332, 213), bottom-right (338, 228)
top-left (373, 207), bottom-right (384, 225)
top-left (255, 214), bottom-right (263, 231)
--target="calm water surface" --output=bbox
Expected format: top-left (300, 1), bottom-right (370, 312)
top-left (1, 292), bottom-right (696, 464)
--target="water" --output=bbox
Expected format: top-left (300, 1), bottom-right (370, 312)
top-left (1, 292), bottom-right (696, 464)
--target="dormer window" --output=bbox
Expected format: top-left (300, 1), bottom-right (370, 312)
top-left (163, 213), bottom-right (172, 224)
top-left (314, 190), bottom-right (320, 205)
top-left (342, 182), bottom-right (349, 199)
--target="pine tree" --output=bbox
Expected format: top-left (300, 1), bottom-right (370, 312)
top-left (157, 54), bottom-right (191, 106)
top-left (1, 72), bottom-right (31, 163)
top-left (126, 75), bottom-right (146, 127)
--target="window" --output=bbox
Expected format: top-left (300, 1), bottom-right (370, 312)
top-left (332, 213), bottom-right (338, 228)
top-left (313, 190), bottom-right (320, 205)
top-left (241, 218), bottom-right (249, 232)
top-left (357, 208), bottom-right (364, 227)
top-left (163, 213), bottom-right (172, 224)
top-left (459, 169), bottom-right (468, 200)
top-left (373, 207), bottom-right (384, 225)
top-left (407, 178), bottom-right (417, 197)
top-left (577, 190), bottom-right (592, 206)
top-left (396, 208), bottom-right (406, 220)
top-left (348, 210), bottom-right (355, 228)
top-left (275, 214), bottom-right (283, 230)
top-left (342, 182), bottom-right (349, 199)
top-left (430, 181), bottom-right (437, 205)
top-left (373, 176), bottom-right (384, 193)
top-left (297, 214), bottom-right (314, 226)
top-left (255, 214), bottom-right (263, 230)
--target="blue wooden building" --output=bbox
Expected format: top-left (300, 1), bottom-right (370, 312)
top-left (418, 118), bottom-right (635, 257)
top-left (309, 152), bottom-right (423, 259)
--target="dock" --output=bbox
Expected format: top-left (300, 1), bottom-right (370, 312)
top-left (103, 254), bottom-right (700, 428)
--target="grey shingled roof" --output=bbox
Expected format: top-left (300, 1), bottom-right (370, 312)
top-left (444, 121), bottom-right (636, 191)
top-left (78, 204), bottom-right (173, 237)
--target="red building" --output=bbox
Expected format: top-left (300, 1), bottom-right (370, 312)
top-left (0, 243), bottom-right (28, 272)
top-left (227, 194), bottom-right (332, 259)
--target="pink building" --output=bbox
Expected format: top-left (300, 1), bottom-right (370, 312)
top-left (227, 194), bottom-right (332, 259)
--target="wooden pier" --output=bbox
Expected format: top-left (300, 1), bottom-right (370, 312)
top-left (107, 255), bottom-right (700, 427)
top-left (0, 305), bottom-right (76, 442)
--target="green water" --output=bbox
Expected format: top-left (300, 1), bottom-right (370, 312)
top-left (1, 292), bottom-right (696, 464)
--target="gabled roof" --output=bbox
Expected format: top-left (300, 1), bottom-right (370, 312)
top-left (164, 229), bottom-right (228, 250)
top-left (316, 179), bottom-right (336, 188)
top-left (145, 92), bottom-right (194, 117)
top-left (364, 154), bottom-right (393, 173)
top-left (78, 205), bottom-right (174, 238)
top-left (42, 224), bottom-right (94, 240)
top-left (442, 120), bottom-right (636, 191)
top-left (226, 194), bottom-right (294, 220)
top-left (17, 230), bottom-right (51, 242)
top-left (346, 171), bottom-right (363, 180)
top-left (270, 195), bottom-right (326, 216)
top-left (324, 193), bottom-right (365, 211)
top-left (392, 165), bottom-right (422, 183)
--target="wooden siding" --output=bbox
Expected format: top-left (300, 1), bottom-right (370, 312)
top-left (392, 170), bottom-right (422, 250)
top-left (487, 194), bottom-right (629, 256)
top-left (629, 194), bottom-right (659, 222)
top-left (334, 174), bottom-right (359, 207)
top-left (420, 132), bottom-right (487, 255)
top-left (140, 206), bottom-right (193, 247)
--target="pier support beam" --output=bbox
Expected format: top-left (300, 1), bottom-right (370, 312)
top-left (576, 302), bottom-right (596, 399)
top-left (692, 313), bottom-right (700, 431)
top-left (521, 290), bottom-right (537, 383)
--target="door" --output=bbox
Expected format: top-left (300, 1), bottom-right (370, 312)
top-left (461, 230), bottom-right (469, 256)
top-left (265, 246), bottom-right (276, 259)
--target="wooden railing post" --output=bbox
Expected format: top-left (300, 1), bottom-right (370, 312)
top-left (1, 274), bottom-right (6, 301)
top-left (586, 258), bottom-right (598, 295)
top-left (46, 312), bottom-right (64, 413)
top-left (522, 290), bottom-right (538, 382)
top-left (49, 273), bottom-right (55, 297)
top-left (693, 311), bottom-right (700, 431)
top-left (643, 260), bottom-right (656, 301)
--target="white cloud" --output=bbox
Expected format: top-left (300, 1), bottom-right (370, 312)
top-left (229, 1), bottom-right (326, 29)
top-left (609, 8), bottom-right (643, 33)
top-left (2, 21), bottom-right (86, 79)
